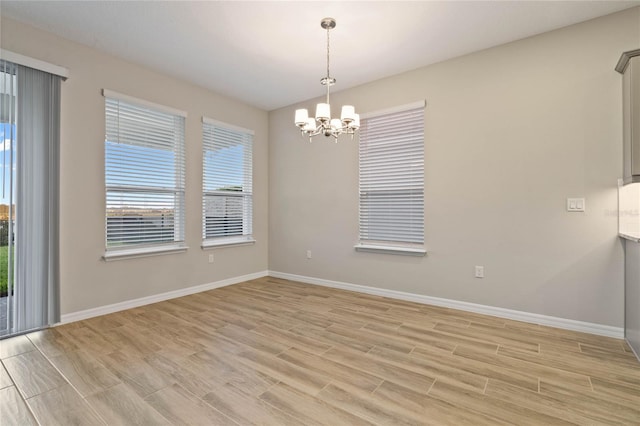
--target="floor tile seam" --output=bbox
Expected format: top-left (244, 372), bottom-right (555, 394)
top-left (2, 384), bottom-right (40, 426)
top-left (150, 382), bottom-right (242, 426)
top-left (21, 336), bottom-right (109, 425)
top-left (0, 358), bottom-right (19, 389)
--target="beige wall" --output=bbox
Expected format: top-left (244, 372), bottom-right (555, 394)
top-left (269, 9), bottom-right (640, 327)
top-left (2, 9), bottom-right (638, 327)
top-left (1, 17), bottom-right (269, 315)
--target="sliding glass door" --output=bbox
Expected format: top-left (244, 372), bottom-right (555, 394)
top-left (0, 64), bottom-right (16, 337)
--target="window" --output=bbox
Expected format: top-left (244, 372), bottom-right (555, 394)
top-left (202, 117), bottom-right (253, 247)
top-left (103, 90), bottom-right (186, 259)
top-left (0, 64), bottom-right (16, 335)
top-left (356, 101), bottom-right (426, 255)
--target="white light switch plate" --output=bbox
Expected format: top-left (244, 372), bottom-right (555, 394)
top-left (567, 198), bottom-right (585, 212)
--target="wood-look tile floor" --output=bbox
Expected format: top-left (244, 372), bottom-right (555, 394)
top-left (1, 276), bottom-right (639, 425)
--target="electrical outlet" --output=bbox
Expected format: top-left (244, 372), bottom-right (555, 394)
top-left (475, 265), bottom-right (484, 278)
top-left (306, 250), bottom-right (312, 259)
top-left (208, 254), bottom-right (214, 263)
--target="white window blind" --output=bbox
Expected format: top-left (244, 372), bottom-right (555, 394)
top-left (104, 92), bottom-right (185, 251)
top-left (359, 103), bottom-right (425, 247)
top-left (202, 118), bottom-right (253, 244)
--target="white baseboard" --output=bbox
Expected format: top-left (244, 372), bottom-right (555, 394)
top-left (59, 270), bottom-right (269, 324)
top-left (626, 338), bottom-right (640, 362)
top-left (268, 271), bottom-right (624, 339)
top-left (58, 268), bottom-right (624, 340)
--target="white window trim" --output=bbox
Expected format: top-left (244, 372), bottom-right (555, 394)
top-left (359, 100), bottom-right (426, 119)
top-left (103, 91), bottom-right (186, 256)
top-left (0, 49), bottom-right (69, 79)
top-left (102, 89), bottom-right (187, 117)
top-left (201, 237), bottom-right (256, 250)
top-left (357, 100), bottom-right (426, 255)
top-left (103, 244), bottom-right (188, 261)
top-left (201, 116), bottom-right (254, 247)
top-left (354, 243), bottom-right (426, 256)
top-left (202, 116), bottom-right (254, 135)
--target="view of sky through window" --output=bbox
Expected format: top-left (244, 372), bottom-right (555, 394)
top-left (0, 123), bottom-right (15, 210)
top-left (204, 143), bottom-right (246, 192)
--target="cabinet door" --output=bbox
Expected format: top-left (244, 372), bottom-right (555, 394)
top-left (624, 63), bottom-right (632, 178)
top-left (631, 58), bottom-right (640, 176)
top-left (626, 241), bottom-right (640, 359)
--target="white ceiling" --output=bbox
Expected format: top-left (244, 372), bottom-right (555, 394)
top-left (1, 1), bottom-right (638, 111)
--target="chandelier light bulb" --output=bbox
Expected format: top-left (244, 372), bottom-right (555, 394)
top-left (294, 17), bottom-right (358, 141)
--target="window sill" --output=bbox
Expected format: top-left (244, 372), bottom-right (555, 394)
top-left (201, 238), bottom-right (256, 250)
top-left (103, 244), bottom-right (188, 261)
top-left (354, 244), bottom-right (427, 256)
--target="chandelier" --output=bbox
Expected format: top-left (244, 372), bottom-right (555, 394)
top-left (294, 17), bottom-right (359, 141)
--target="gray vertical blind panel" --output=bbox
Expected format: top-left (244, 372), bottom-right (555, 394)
top-left (15, 64), bottom-right (61, 332)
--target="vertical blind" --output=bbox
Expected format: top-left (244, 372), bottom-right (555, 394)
top-left (359, 103), bottom-right (425, 246)
top-left (0, 60), bottom-right (62, 336)
top-left (202, 118), bottom-right (253, 242)
top-left (104, 92), bottom-right (186, 250)
top-left (15, 64), bottom-right (62, 332)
